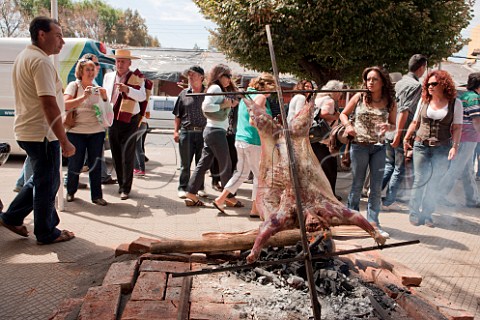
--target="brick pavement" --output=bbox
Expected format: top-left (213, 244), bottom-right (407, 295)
top-left (0, 133), bottom-right (479, 319)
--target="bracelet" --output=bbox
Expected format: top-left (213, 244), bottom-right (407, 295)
top-left (452, 142), bottom-right (460, 147)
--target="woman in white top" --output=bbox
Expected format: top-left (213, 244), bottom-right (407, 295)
top-left (64, 59), bottom-right (110, 206)
top-left (312, 80), bottom-right (344, 199)
top-left (185, 64), bottom-right (238, 206)
top-left (287, 80), bottom-right (313, 123)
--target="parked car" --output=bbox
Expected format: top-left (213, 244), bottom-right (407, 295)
top-left (147, 96), bottom-right (177, 130)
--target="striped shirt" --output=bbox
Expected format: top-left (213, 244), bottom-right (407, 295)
top-left (459, 90), bottom-right (480, 142)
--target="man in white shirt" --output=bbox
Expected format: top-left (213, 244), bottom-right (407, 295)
top-left (0, 16), bottom-right (76, 244)
top-left (103, 50), bottom-right (146, 200)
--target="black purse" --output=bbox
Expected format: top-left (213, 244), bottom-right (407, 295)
top-left (309, 119), bottom-right (332, 143)
top-left (0, 142), bottom-right (11, 166)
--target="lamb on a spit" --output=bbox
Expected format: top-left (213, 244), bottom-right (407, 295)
top-left (243, 97), bottom-right (387, 263)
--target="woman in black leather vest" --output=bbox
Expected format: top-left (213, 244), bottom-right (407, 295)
top-left (403, 70), bottom-right (463, 227)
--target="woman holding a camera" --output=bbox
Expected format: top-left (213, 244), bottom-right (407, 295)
top-left (64, 59), bottom-right (111, 206)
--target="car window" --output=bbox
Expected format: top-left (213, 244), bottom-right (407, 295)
top-left (153, 100), bottom-right (175, 111)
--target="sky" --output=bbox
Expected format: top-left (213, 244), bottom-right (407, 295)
top-left (104, 0), bottom-right (216, 49)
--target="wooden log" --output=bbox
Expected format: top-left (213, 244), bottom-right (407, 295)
top-left (150, 229), bottom-right (321, 254)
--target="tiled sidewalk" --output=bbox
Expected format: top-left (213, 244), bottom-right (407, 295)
top-left (0, 133), bottom-right (479, 318)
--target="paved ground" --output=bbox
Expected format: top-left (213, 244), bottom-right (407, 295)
top-left (0, 132), bottom-right (479, 319)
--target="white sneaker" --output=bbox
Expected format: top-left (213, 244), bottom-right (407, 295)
top-left (177, 191), bottom-right (187, 199)
top-left (197, 189), bottom-right (207, 197)
top-left (377, 228), bottom-right (390, 239)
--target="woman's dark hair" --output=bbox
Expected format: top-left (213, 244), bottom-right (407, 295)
top-left (29, 16), bottom-right (60, 45)
top-left (293, 79), bottom-right (314, 102)
top-left (362, 66), bottom-right (395, 112)
top-left (206, 64), bottom-right (238, 92)
top-left (421, 70), bottom-right (457, 102)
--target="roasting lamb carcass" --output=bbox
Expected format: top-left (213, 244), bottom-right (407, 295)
top-left (243, 97), bottom-right (386, 263)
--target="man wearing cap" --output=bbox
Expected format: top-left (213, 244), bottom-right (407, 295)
top-left (382, 54), bottom-right (427, 210)
top-left (173, 66), bottom-right (207, 199)
top-left (103, 49), bottom-right (147, 200)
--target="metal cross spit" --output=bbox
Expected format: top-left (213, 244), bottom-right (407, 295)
top-left (177, 25), bottom-right (420, 320)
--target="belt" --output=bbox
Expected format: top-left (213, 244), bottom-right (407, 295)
top-left (414, 137), bottom-right (449, 147)
top-left (183, 126), bottom-right (204, 132)
top-left (352, 141), bottom-right (376, 146)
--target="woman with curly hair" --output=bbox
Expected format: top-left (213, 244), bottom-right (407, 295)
top-left (184, 64), bottom-right (238, 206)
top-left (403, 70), bottom-right (462, 227)
top-left (339, 66), bottom-right (397, 238)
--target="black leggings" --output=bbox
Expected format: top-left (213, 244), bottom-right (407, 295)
top-left (311, 142), bottom-right (337, 193)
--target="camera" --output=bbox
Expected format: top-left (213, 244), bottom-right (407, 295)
top-left (90, 87), bottom-right (100, 94)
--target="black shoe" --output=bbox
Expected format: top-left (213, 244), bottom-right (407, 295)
top-left (144, 156), bottom-right (149, 163)
top-left (66, 194), bottom-right (75, 202)
top-left (78, 182), bottom-right (88, 189)
top-left (102, 177), bottom-right (117, 185)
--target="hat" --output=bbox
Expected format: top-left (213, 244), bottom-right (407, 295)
top-left (408, 54), bottom-right (427, 72)
top-left (108, 49), bottom-right (140, 60)
top-left (187, 65), bottom-right (205, 76)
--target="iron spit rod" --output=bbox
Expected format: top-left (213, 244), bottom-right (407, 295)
top-left (171, 240), bottom-right (420, 278)
top-left (186, 88), bottom-right (368, 97)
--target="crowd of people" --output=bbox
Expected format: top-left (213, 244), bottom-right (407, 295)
top-left (0, 16), bottom-right (479, 246)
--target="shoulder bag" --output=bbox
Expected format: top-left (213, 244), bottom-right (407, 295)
top-left (63, 82), bottom-right (79, 130)
top-left (309, 96), bottom-right (334, 143)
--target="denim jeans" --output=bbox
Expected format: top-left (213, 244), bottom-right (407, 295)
top-left (15, 155), bottom-right (33, 189)
top-left (2, 139), bottom-right (61, 243)
top-left (347, 143), bottom-right (386, 227)
top-left (67, 131), bottom-right (105, 200)
top-left (382, 143), bottom-right (406, 206)
top-left (187, 127), bottom-right (232, 194)
top-left (134, 122), bottom-right (148, 172)
top-left (178, 130), bottom-right (204, 191)
top-left (409, 142), bottom-right (450, 221)
top-left (440, 142), bottom-right (479, 205)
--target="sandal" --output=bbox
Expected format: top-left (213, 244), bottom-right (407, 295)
top-left (184, 198), bottom-right (205, 207)
top-left (0, 216), bottom-right (29, 237)
top-left (225, 199), bottom-right (244, 208)
top-left (37, 230), bottom-right (75, 245)
top-left (213, 200), bottom-right (226, 214)
top-left (424, 218), bottom-right (435, 228)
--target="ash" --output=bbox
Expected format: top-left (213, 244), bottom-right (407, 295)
top-left (218, 242), bottom-right (399, 319)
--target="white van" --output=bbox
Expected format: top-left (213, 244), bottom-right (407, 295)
top-left (147, 96), bottom-right (177, 130)
top-left (0, 38), bottom-right (114, 154)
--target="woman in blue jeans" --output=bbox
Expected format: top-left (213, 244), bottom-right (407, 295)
top-left (339, 66), bottom-right (397, 238)
top-left (64, 59), bottom-right (111, 206)
top-left (403, 70), bottom-right (463, 227)
top-left (184, 64), bottom-right (238, 206)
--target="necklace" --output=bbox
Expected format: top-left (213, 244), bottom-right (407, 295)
top-left (372, 96), bottom-right (382, 103)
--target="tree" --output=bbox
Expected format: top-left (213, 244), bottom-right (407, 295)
top-left (194, 0), bottom-right (473, 85)
top-left (0, 0), bottom-right (28, 37)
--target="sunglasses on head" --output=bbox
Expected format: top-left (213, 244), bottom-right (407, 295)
top-left (78, 59), bottom-right (99, 66)
top-left (223, 73), bottom-right (232, 79)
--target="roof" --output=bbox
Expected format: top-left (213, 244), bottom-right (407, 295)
top-left (126, 47), bottom-right (297, 86)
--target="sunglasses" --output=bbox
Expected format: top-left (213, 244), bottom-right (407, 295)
top-left (427, 82), bottom-right (439, 88)
top-left (223, 74), bottom-right (232, 79)
top-left (78, 59), bottom-right (99, 66)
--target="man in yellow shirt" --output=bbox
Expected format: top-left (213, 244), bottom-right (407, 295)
top-left (0, 16), bottom-right (76, 244)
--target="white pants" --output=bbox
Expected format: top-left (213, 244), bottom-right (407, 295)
top-left (224, 141), bottom-right (261, 198)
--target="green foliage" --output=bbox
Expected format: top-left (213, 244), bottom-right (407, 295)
top-left (11, 0), bottom-right (160, 47)
top-left (194, 0), bottom-right (473, 85)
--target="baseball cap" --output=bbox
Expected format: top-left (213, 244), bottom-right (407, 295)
top-left (187, 65), bottom-right (205, 76)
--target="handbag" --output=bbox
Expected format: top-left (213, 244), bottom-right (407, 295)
top-left (0, 142), bottom-right (10, 166)
top-left (309, 119), bottom-right (332, 143)
top-left (94, 99), bottom-right (114, 128)
top-left (63, 82), bottom-right (79, 130)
